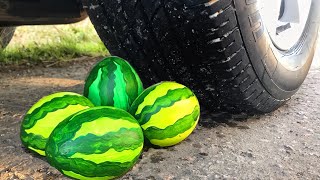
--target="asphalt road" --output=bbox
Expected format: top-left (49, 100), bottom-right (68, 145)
top-left (0, 51), bottom-right (319, 179)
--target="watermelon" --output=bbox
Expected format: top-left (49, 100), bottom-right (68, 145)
top-left (20, 92), bottom-right (94, 156)
top-left (84, 56), bottom-right (143, 111)
top-left (45, 106), bottom-right (144, 180)
top-left (129, 82), bottom-right (200, 147)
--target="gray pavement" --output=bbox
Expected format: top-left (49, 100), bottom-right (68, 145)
top-left (0, 45), bottom-right (319, 179)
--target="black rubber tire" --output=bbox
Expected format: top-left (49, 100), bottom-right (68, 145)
top-left (0, 27), bottom-right (15, 50)
top-left (86, 0), bottom-right (320, 114)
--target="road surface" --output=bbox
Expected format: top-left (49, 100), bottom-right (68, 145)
top-left (0, 51), bottom-right (319, 179)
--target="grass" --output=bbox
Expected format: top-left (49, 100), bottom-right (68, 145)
top-left (1, 19), bottom-right (319, 68)
top-left (0, 19), bottom-right (109, 65)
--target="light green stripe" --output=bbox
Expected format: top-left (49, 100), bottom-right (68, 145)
top-left (135, 82), bottom-right (185, 115)
top-left (25, 104), bottom-right (90, 139)
top-left (29, 146), bottom-right (45, 156)
top-left (70, 146), bottom-right (142, 164)
top-left (113, 63), bottom-right (129, 110)
top-left (62, 170), bottom-right (116, 180)
top-left (88, 68), bottom-right (103, 106)
top-left (72, 117), bottom-right (140, 141)
top-left (145, 105), bottom-right (200, 140)
top-left (137, 87), bottom-right (193, 125)
top-left (150, 116), bottom-right (199, 147)
top-left (141, 96), bottom-right (199, 129)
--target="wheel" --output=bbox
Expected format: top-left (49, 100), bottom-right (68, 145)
top-left (0, 27), bottom-right (15, 50)
top-left (86, 0), bottom-right (320, 114)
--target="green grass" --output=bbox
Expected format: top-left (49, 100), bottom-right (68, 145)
top-left (0, 19), bottom-right (109, 65)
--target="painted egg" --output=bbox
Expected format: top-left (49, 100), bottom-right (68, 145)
top-left (45, 106), bottom-right (144, 180)
top-left (129, 82), bottom-right (200, 147)
top-left (20, 92), bottom-right (94, 156)
top-left (84, 56), bottom-right (143, 111)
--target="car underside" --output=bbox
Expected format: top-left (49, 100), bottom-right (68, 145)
top-left (0, 0), bottom-right (87, 26)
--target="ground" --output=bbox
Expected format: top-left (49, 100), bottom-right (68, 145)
top-left (0, 55), bottom-right (319, 179)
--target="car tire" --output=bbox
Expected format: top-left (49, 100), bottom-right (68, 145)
top-left (86, 0), bottom-right (320, 114)
top-left (0, 27), bottom-right (15, 50)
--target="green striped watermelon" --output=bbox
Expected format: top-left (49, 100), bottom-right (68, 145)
top-left (45, 106), bottom-right (144, 180)
top-left (20, 92), bottom-right (94, 156)
top-left (84, 56), bottom-right (143, 111)
top-left (129, 82), bottom-right (200, 147)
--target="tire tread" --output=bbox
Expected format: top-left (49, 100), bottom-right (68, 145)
top-left (87, 0), bottom-right (285, 114)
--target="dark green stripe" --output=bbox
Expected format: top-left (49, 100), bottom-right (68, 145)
top-left (114, 57), bottom-right (143, 105)
top-left (49, 153), bottom-right (140, 178)
top-left (20, 131), bottom-right (47, 151)
top-left (22, 95), bottom-right (93, 129)
top-left (144, 105), bottom-right (200, 140)
top-left (58, 128), bottom-right (143, 157)
top-left (99, 61), bottom-right (117, 106)
top-left (128, 60), bottom-right (144, 101)
top-left (112, 63), bottom-right (130, 110)
top-left (84, 56), bottom-right (116, 98)
top-left (137, 87), bottom-right (194, 125)
top-left (83, 58), bottom-right (107, 97)
top-left (129, 84), bottom-right (158, 116)
top-left (86, 69), bottom-right (103, 105)
top-left (46, 107), bottom-right (140, 151)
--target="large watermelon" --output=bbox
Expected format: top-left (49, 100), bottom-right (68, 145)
top-left (84, 56), bottom-right (143, 111)
top-left (45, 106), bottom-right (144, 180)
top-left (20, 92), bottom-right (94, 156)
top-left (129, 82), bottom-right (200, 147)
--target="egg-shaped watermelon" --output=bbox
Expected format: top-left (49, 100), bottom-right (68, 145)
top-left (20, 92), bottom-right (94, 156)
top-left (45, 106), bottom-right (144, 180)
top-left (129, 82), bottom-right (200, 147)
top-left (84, 56), bottom-right (143, 111)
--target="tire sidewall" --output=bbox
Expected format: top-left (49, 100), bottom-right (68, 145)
top-left (235, 0), bottom-right (320, 100)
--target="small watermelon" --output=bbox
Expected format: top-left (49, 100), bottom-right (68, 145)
top-left (46, 106), bottom-right (144, 180)
top-left (129, 82), bottom-right (200, 147)
top-left (20, 92), bottom-right (94, 156)
top-left (84, 56), bottom-right (143, 111)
